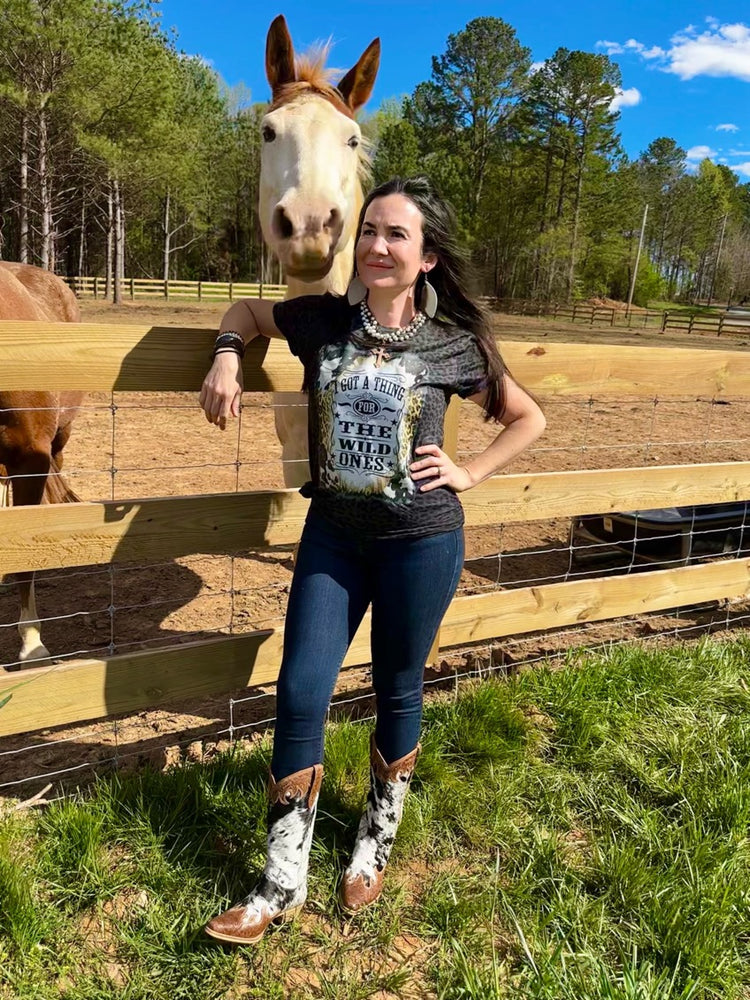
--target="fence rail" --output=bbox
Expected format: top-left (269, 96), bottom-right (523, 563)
top-left (1, 323), bottom-right (750, 737)
top-left (58, 282), bottom-right (750, 337)
top-left (493, 298), bottom-right (750, 337)
top-left (62, 276), bottom-right (287, 302)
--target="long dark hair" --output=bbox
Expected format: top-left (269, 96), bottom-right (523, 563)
top-left (354, 176), bottom-right (507, 422)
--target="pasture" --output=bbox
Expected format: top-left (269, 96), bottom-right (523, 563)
top-left (2, 639), bottom-right (750, 999)
top-left (2, 301), bottom-right (750, 792)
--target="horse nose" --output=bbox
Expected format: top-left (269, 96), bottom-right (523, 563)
top-left (272, 204), bottom-right (342, 241)
top-left (272, 205), bottom-right (295, 241)
top-left (323, 207), bottom-right (341, 234)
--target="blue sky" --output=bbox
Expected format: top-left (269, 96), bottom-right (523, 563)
top-left (158, 1), bottom-right (750, 179)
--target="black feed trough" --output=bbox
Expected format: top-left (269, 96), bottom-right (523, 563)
top-left (572, 502), bottom-right (750, 568)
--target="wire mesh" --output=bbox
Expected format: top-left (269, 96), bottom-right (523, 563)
top-left (2, 386), bottom-right (750, 798)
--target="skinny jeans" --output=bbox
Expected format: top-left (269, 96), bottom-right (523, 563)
top-left (271, 511), bottom-right (464, 779)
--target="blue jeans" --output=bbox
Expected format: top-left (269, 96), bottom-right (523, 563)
top-left (271, 512), bottom-right (464, 779)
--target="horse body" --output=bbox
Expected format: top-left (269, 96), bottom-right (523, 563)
top-left (0, 262), bottom-right (82, 667)
top-left (261, 16), bottom-right (379, 487)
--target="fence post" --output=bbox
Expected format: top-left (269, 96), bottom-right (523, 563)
top-left (198, 280), bottom-right (202, 301)
top-left (572, 304), bottom-right (577, 323)
top-left (229, 281), bottom-right (233, 302)
top-left (94, 276), bottom-right (99, 300)
top-left (661, 311), bottom-right (668, 333)
top-left (164, 279), bottom-right (169, 300)
top-left (718, 314), bottom-right (724, 337)
top-left (688, 314), bottom-right (695, 336)
top-left (130, 277), bottom-right (134, 299)
top-left (610, 308), bottom-right (615, 327)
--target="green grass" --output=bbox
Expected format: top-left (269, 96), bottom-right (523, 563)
top-left (2, 636), bottom-right (750, 998)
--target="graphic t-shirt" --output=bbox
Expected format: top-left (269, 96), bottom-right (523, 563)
top-left (273, 293), bottom-right (491, 539)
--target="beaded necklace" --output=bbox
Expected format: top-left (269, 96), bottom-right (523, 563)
top-left (359, 301), bottom-right (426, 343)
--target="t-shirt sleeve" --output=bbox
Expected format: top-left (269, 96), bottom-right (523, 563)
top-left (272, 293), bottom-right (346, 364)
top-left (452, 333), bottom-right (492, 399)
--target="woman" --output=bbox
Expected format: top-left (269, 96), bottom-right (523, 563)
top-left (199, 176), bottom-right (545, 944)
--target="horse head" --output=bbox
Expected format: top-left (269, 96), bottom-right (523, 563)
top-left (260, 15), bottom-right (380, 294)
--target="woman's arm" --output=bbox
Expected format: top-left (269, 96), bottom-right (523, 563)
top-left (199, 298), bottom-right (285, 429)
top-left (410, 375), bottom-right (546, 493)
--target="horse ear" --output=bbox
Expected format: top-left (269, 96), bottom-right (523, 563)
top-left (266, 14), bottom-right (296, 92)
top-left (337, 38), bottom-right (380, 112)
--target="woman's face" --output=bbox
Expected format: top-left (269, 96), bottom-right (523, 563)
top-left (355, 194), bottom-right (436, 297)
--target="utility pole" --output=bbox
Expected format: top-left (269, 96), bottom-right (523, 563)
top-left (626, 203), bottom-right (649, 318)
top-left (707, 213), bottom-right (728, 307)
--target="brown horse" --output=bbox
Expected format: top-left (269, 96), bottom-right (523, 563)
top-left (0, 262), bottom-right (82, 668)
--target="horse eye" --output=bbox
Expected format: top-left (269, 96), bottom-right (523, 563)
top-left (348, 135), bottom-right (359, 149)
top-left (262, 125), bottom-right (276, 142)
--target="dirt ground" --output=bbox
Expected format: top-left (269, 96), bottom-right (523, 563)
top-left (2, 301), bottom-right (750, 795)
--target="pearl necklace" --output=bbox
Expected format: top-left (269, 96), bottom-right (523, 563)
top-left (359, 301), bottom-right (426, 343)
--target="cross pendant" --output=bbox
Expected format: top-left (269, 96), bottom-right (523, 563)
top-left (372, 347), bottom-right (391, 368)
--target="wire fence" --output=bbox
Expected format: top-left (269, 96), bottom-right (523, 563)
top-left (2, 387), bottom-right (750, 797)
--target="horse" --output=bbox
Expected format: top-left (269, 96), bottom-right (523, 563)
top-left (261, 15), bottom-right (380, 487)
top-left (0, 262), bottom-right (83, 669)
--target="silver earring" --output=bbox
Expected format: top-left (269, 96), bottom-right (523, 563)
top-left (420, 278), bottom-right (438, 318)
top-left (347, 275), bottom-right (368, 305)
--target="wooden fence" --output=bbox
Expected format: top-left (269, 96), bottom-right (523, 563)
top-left (494, 298), bottom-right (750, 337)
top-left (659, 310), bottom-right (750, 338)
top-left (58, 281), bottom-right (750, 338)
top-left (63, 277), bottom-right (287, 302)
top-left (2, 326), bottom-right (750, 738)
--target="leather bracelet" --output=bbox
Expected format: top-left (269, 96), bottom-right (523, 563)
top-left (213, 346), bottom-right (244, 361)
top-left (213, 331), bottom-right (245, 358)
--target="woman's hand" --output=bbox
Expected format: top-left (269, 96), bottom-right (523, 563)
top-left (410, 444), bottom-right (474, 493)
top-left (199, 353), bottom-right (244, 429)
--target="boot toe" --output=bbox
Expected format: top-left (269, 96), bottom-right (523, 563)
top-left (205, 903), bottom-right (269, 945)
top-left (339, 870), bottom-right (384, 913)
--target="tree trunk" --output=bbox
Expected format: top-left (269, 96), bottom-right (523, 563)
top-left (567, 155), bottom-right (585, 301)
top-left (39, 104), bottom-right (52, 269)
top-left (78, 192), bottom-right (86, 276)
top-left (162, 187), bottom-right (170, 281)
top-left (19, 112), bottom-right (29, 264)
top-left (113, 176), bottom-right (122, 304)
top-left (105, 179), bottom-right (113, 299)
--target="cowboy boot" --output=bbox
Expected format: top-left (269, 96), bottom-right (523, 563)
top-left (205, 763), bottom-right (323, 945)
top-left (339, 736), bottom-right (420, 913)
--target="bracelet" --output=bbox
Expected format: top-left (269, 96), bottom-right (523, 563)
top-left (213, 331), bottom-right (246, 358)
top-left (213, 346), bottom-right (244, 362)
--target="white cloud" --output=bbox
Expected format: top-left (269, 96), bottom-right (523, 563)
top-left (669, 22), bottom-right (750, 80)
top-left (529, 61), bottom-right (546, 74)
top-left (716, 123), bottom-right (739, 132)
top-left (597, 39), bottom-right (625, 55)
top-left (597, 21), bottom-right (750, 81)
top-left (686, 144), bottom-right (717, 160)
top-left (733, 161), bottom-right (750, 176)
top-left (610, 86), bottom-right (642, 111)
top-left (597, 38), bottom-right (664, 59)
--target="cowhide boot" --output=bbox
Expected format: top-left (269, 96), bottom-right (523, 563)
top-left (339, 736), bottom-right (420, 913)
top-left (205, 763), bottom-right (323, 945)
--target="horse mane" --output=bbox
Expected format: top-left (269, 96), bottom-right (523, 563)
top-left (269, 42), bottom-right (354, 119)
